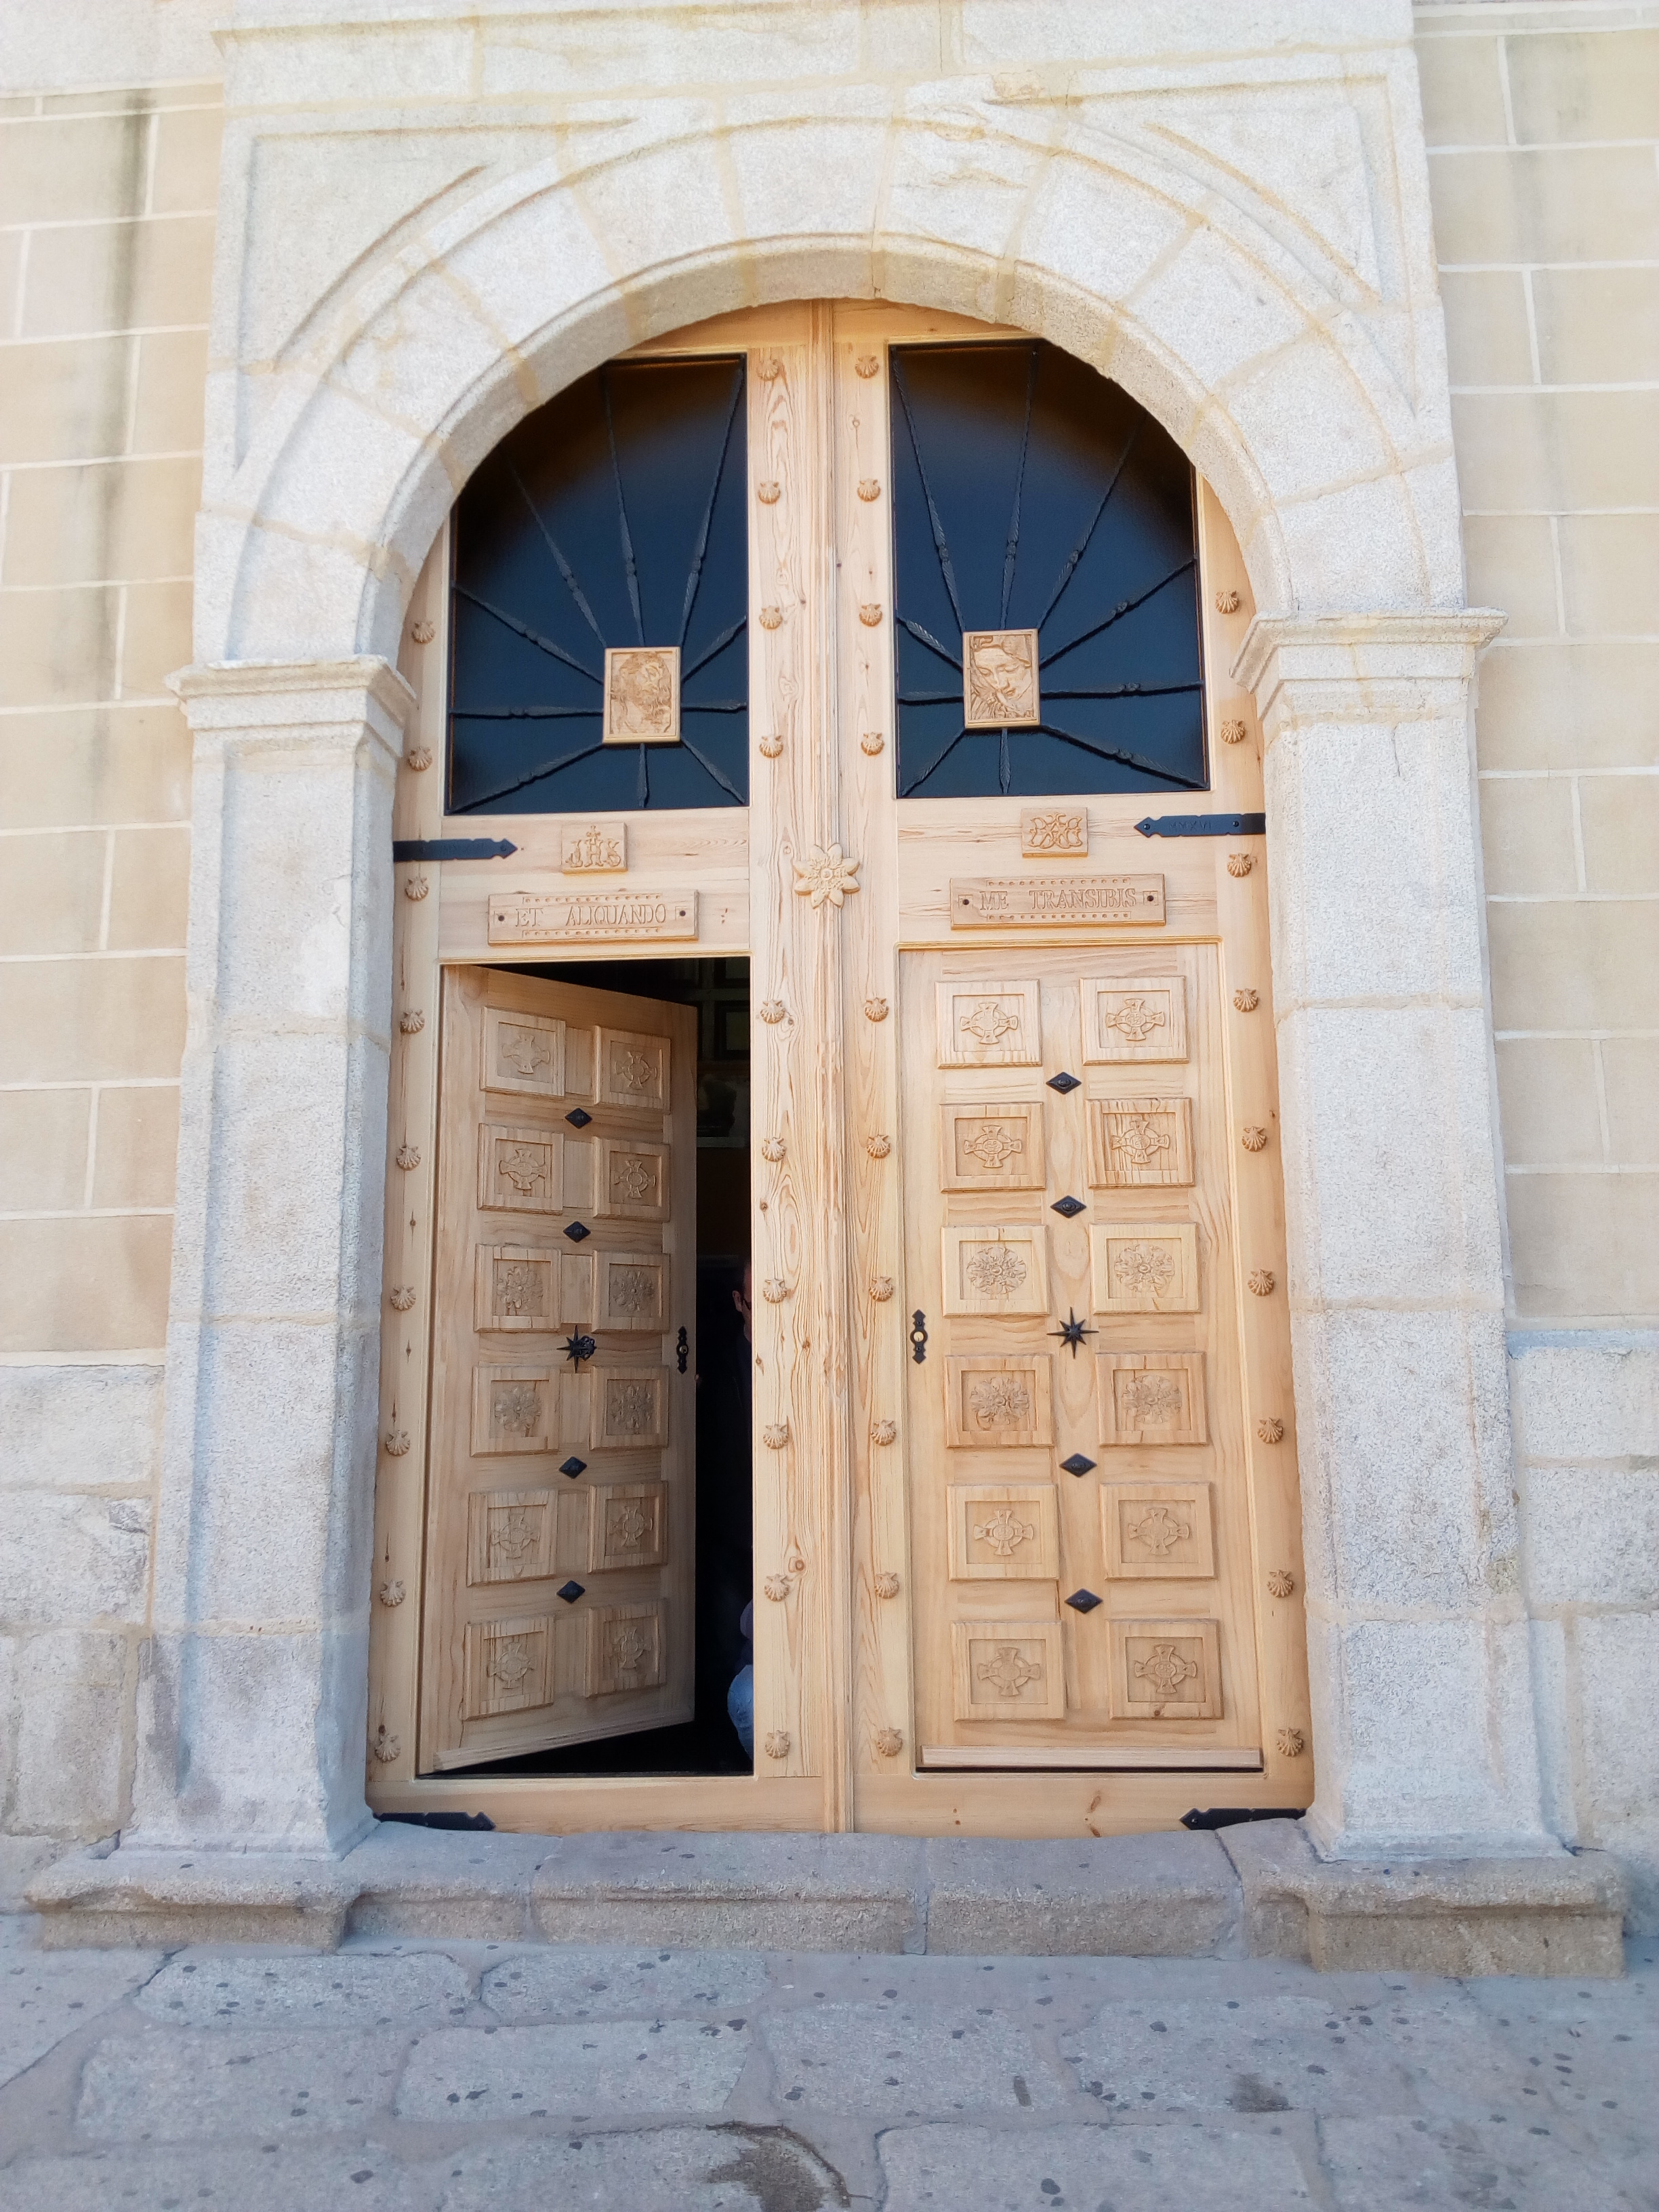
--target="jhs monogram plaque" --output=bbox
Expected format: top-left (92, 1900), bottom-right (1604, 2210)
top-left (488, 888), bottom-right (699, 945)
top-left (950, 876), bottom-right (1166, 928)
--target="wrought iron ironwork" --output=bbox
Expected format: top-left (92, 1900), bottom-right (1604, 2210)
top-left (1136, 813), bottom-right (1266, 838)
top-left (562, 1221), bottom-right (591, 1243)
top-left (676, 1326), bottom-right (689, 1375)
top-left (565, 1107), bottom-right (592, 1128)
top-left (391, 837), bottom-right (518, 861)
top-left (910, 1311), bottom-right (929, 1365)
top-left (562, 1332), bottom-right (597, 1368)
top-left (1050, 1308), bottom-right (1097, 1357)
top-left (1060, 1452), bottom-right (1097, 1477)
top-left (556, 1580), bottom-right (586, 1603)
top-left (559, 1456), bottom-right (587, 1478)
top-left (1046, 1071), bottom-right (1081, 1095)
top-left (1051, 1195), bottom-right (1086, 1218)
top-left (1065, 1589), bottom-right (1103, 1614)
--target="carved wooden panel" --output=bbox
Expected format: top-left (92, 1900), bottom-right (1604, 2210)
top-left (480, 1007), bottom-right (567, 1099)
top-left (586, 1600), bottom-right (668, 1696)
top-left (595, 1027), bottom-right (670, 1113)
top-left (470, 1364), bottom-right (556, 1455)
top-left (1108, 1617), bottom-right (1223, 1721)
top-left (596, 1249), bottom-right (668, 1332)
top-left (1090, 1097), bottom-right (1195, 1189)
top-left (478, 1122), bottom-right (562, 1215)
top-left (935, 980), bottom-right (1042, 1068)
top-left (963, 628), bottom-right (1040, 728)
top-left (474, 1244), bottom-right (595, 1332)
top-left (592, 1368), bottom-right (669, 1452)
top-left (947, 1483), bottom-right (1060, 1582)
top-left (941, 1225), bottom-right (1050, 1317)
top-left (939, 1101), bottom-right (1046, 1192)
top-left (1020, 806), bottom-right (1087, 857)
top-left (1081, 976), bottom-right (1188, 1065)
top-left (560, 819), bottom-right (628, 872)
top-left (463, 1614), bottom-right (554, 1719)
top-left (1101, 1482), bottom-right (1217, 1581)
top-left (594, 1137), bottom-right (670, 1221)
top-left (588, 1481), bottom-right (669, 1572)
top-left (602, 645), bottom-right (681, 745)
top-left (466, 1488), bottom-right (582, 1587)
top-left (950, 1621), bottom-right (1065, 1721)
top-left (1097, 1351), bottom-right (1208, 1448)
top-left (944, 1354), bottom-right (1053, 1450)
top-left (1090, 1223), bottom-right (1200, 1314)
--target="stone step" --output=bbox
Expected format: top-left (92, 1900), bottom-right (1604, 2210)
top-left (26, 1822), bottom-right (1626, 1976)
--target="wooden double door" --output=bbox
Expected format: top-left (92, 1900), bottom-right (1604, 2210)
top-left (368, 300), bottom-right (1312, 1831)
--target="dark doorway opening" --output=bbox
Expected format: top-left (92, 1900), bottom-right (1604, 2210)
top-left (459, 956), bottom-right (752, 1779)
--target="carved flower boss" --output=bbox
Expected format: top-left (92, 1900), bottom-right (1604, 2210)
top-left (792, 844), bottom-right (861, 908)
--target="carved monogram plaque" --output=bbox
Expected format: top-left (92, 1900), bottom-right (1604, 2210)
top-left (950, 876), bottom-right (1166, 928)
top-left (602, 646), bottom-right (680, 744)
top-left (962, 628), bottom-right (1040, 728)
top-left (560, 819), bottom-right (628, 873)
top-left (1021, 806), bottom-right (1086, 857)
top-left (1109, 1616), bottom-right (1222, 1721)
top-left (487, 888), bottom-right (697, 945)
top-left (951, 1620), bottom-right (1065, 1720)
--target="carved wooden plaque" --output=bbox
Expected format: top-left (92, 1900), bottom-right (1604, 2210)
top-left (596, 1249), bottom-right (668, 1331)
top-left (950, 1620), bottom-right (1065, 1721)
top-left (1090, 1098), bottom-right (1195, 1189)
top-left (480, 1008), bottom-right (566, 1097)
top-left (949, 876), bottom-right (1166, 928)
top-left (487, 888), bottom-right (697, 945)
top-left (935, 980), bottom-right (1042, 1067)
top-left (1090, 1223), bottom-right (1200, 1314)
top-left (592, 1368), bottom-right (669, 1452)
top-left (941, 1225), bottom-right (1050, 1317)
top-left (596, 1029), bottom-right (670, 1113)
top-left (944, 1353), bottom-right (1053, 1450)
top-left (478, 1123), bottom-right (562, 1216)
top-left (1101, 1481), bottom-right (1216, 1581)
top-left (1097, 1352), bottom-right (1208, 1447)
top-left (594, 1137), bottom-right (670, 1220)
top-left (468, 1488), bottom-right (563, 1586)
top-left (947, 1483), bottom-right (1060, 1582)
top-left (1020, 806), bottom-right (1086, 857)
top-left (939, 1101), bottom-right (1046, 1191)
top-left (1108, 1616), bottom-right (1223, 1721)
top-left (586, 1600), bottom-right (668, 1695)
top-left (1082, 976), bottom-right (1188, 1064)
top-left (470, 1364), bottom-right (556, 1455)
top-left (962, 628), bottom-right (1040, 728)
top-left (474, 1244), bottom-right (595, 1332)
top-left (560, 819), bottom-right (628, 873)
top-left (587, 1481), bottom-right (669, 1572)
top-left (463, 1614), bottom-right (554, 1719)
top-left (602, 646), bottom-right (681, 745)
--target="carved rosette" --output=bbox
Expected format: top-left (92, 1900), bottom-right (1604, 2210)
top-left (764, 1729), bottom-right (791, 1760)
top-left (870, 1419), bottom-right (897, 1446)
top-left (762, 1574), bottom-right (792, 1602)
top-left (1248, 1269), bottom-right (1275, 1297)
top-left (792, 844), bottom-right (861, 909)
top-left (874, 1728), bottom-right (904, 1757)
top-left (874, 1571), bottom-right (901, 1599)
top-left (1267, 1569), bottom-right (1296, 1597)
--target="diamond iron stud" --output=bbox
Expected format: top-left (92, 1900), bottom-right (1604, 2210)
top-left (560, 1457), bottom-right (587, 1478)
top-left (1046, 1071), bottom-right (1081, 1094)
top-left (1051, 1195), bottom-right (1085, 1218)
top-left (556, 1580), bottom-right (586, 1603)
top-left (565, 1107), bottom-right (593, 1128)
top-left (563, 1221), bottom-right (591, 1242)
top-left (1065, 1589), bottom-right (1103, 1614)
top-left (1061, 1452), bottom-right (1097, 1477)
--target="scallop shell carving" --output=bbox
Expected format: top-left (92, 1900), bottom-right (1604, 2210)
top-left (1276, 1725), bottom-right (1306, 1758)
top-left (384, 1429), bottom-right (411, 1456)
top-left (864, 996), bottom-right (888, 1021)
top-left (399, 1009), bottom-right (425, 1034)
top-left (758, 734), bottom-right (784, 758)
top-left (869, 1277), bottom-right (895, 1302)
top-left (1248, 1269), bottom-right (1276, 1297)
top-left (858, 604), bottom-right (884, 628)
top-left (1227, 853), bottom-right (1254, 878)
top-left (396, 1144), bottom-right (420, 1171)
top-left (855, 355), bottom-right (879, 378)
top-left (762, 1421), bottom-right (790, 1450)
top-left (756, 354), bottom-right (784, 380)
top-left (762, 1277), bottom-right (789, 1304)
top-left (371, 1725), bottom-right (401, 1763)
top-left (874, 1570), bottom-right (901, 1598)
top-left (389, 1286), bottom-right (416, 1312)
top-left (410, 617), bottom-right (437, 644)
top-left (403, 876), bottom-right (429, 901)
top-left (1233, 988), bottom-right (1260, 1012)
top-left (874, 1728), bottom-right (904, 1757)
top-left (871, 1420), bottom-right (897, 1446)
top-left (377, 1579), bottom-right (406, 1607)
top-left (758, 1000), bottom-right (787, 1024)
top-left (406, 747), bottom-right (434, 771)
top-left (1267, 1569), bottom-right (1296, 1597)
top-left (1242, 1126), bottom-right (1269, 1152)
top-left (1258, 1417), bottom-right (1286, 1445)
top-left (760, 1136), bottom-right (785, 1162)
top-left (857, 478), bottom-right (882, 501)
top-left (764, 1729), bottom-right (792, 1759)
top-left (759, 606), bottom-right (783, 630)
top-left (1220, 719), bottom-right (1248, 745)
top-left (763, 1574), bottom-right (792, 1602)
top-left (861, 731), bottom-right (885, 755)
top-left (866, 1134), bottom-right (892, 1158)
top-left (1215, 588), bottom-right (1242, 614)
top-left (756, 481), bottom-right (781, 504)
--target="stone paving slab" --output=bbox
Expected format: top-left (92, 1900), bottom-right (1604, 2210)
top-left (76, 2020), bottom-right (411, 2141)
top-left (136, 1948), bottom-right (471, 2028)
top-left (876, 2118), bottom-right (1318, 2209)
top-left (482, 1944), bottom-right (770, 2020)
top-left (394, 2017), bottom-right (754, 2121)
top-left (0, 1937), bottom-right (161, 2091)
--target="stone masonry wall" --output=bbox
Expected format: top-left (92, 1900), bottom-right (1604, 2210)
top-left (1417, 3), bottom-right (1659, 1910)
top-left (0, 77), bottom-right (221, 1893)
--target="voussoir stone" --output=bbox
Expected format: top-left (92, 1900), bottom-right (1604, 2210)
top-left (923, 1832), bottom-right (1239, 1957)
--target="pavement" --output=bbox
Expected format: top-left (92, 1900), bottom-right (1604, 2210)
top-left (0, 1912), bottom-right (1654, 2209)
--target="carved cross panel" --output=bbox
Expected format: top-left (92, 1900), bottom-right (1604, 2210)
top-left (1090, 1098), bottom-right (1195, 1190)
top-left (1101, 1482), bottom-right (1217, 1582)
top-left (586, 1600), bottom-right (668, 1695)
top-left (596, 1027), bottom-right (670, 1112)
top-left (588, 1480), bottom-right (668, 1572)
top-left (1109, 1617), bottom-right (1222, 1721)
top-left (463, 1614), bottom-right (554, 1718)
top-left (935, 979), bottom-right (1042, 1068)
top-left (947, 1483), bottom-right (1060, 1581)
top-left (1081, 976), bottom-right (1188, 1065)
top-left (939, 1101), bottom-right (1046, 1191)
top-left (478, 1123), bottom-right (562, 1215)
top-left (480, 1008), bottom-right (567, 1099)
top-left (594, 1137), bottom-right (670, 1221)
top-left (950, 1620), bottom-right (1065, 1721)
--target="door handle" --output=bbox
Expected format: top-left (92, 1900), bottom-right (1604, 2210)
top-left (676, 1326), bottom-right (689, 1374)
top-left (909, 1311), bottom-right (928, 1365)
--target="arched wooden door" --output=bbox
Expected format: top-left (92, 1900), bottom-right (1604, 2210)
top-left (367, 301), bottom-right (1313, 1835)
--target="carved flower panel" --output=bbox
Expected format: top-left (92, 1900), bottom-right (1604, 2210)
top-left (1090, 1223), bottom-right (1200, 1314)
top-left (1090, 1098), bottom-right (1195, 1190)
top-left (592, 1370), bottom-right (668, 1452)
top-left (587, 1481), bottom-right (668, 1572)
top-left (948, 1483), bottom-right (1060, 1581)
top-left (598, 1250), bottom-right (666, 1331)
top-left (595, 1027), bottom-right (670, 1113)
top-left (480, 1007), bottom-right (567, 1099)
top-left (1109, 1617), bottom-right (1222, 1721)
top-left (474, 1244), bottom-right (595, 1333)
top-left (942, 1227), bottom-right (1049, 1317)
top-left (939, 1102), bottom-right (1046, 1192)
top-left (478, 1123), bottom-right (562, 1214)
top-left (1080, 975), bottom-right (1189, 1065)
top-left (470, 1364), bottom-right (557, 1455)
top-left (935, 979), bottom-right (1042, 1069)
top-left (945, 1355), bottom-right (1053, 1451)
top-left (951, 1620), bottom-right (1065, 1720)
top-left (1097, 1353), bottom-right (1208, 1448)
top-left (463, 1614), bottom-right (554, 1717)
top-left (585, 1600), bottom-right (667, 1696)
top-left (1100, 1482), bottom-right (1216, 1581)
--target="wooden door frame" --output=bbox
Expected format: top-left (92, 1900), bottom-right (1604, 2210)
top-left (366, 301), bottom-right (1313, 1835)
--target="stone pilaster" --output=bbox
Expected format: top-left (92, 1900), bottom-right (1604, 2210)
top-left (130, 659), bottom-right (412, 1854)
top-left (1237, 611), bottom-right (1556, 1859)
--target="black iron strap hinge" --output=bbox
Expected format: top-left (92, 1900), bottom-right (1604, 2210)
top-left (1135, 813), bottom-right (1265, 839)
top-left (392, 838), bottom-right (518, 862)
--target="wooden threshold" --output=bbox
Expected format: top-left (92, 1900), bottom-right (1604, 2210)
top-left (919, 1745), bottom-right (1264, 1772)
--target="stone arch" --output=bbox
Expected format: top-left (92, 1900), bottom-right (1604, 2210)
top-left (199, 110), bottom-right (1462, 667)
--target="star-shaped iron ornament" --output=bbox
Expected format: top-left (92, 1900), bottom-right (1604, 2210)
top-left (565, 1107), bottom-right (593, 1128)
top-left (562, 1332), bottom-right (597, 1368)
top-left (1065, 1589), bottom-right (1103, 1614)
top-left (1050, 1307), bottom-right (1098, 1358)
top-left (560, 1456), bottom-right (587, 1479)
top-left (563, 1220), bottom-right (592, 1242)
top-left (1061, 1452), bottom-right (1097, 1477)
top-left (1046, 1071), bottom-right (1082, 1094)
top-left (556, 1580), bottom-right (586, 1604)
top-left (1051, 1195), bottom-right (1086, 1218)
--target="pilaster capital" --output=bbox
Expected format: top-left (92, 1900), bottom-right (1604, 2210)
top-left (1232, 610), bottom-right (1507, 728)
top-left (169, 657), bottom-right (416, 756)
